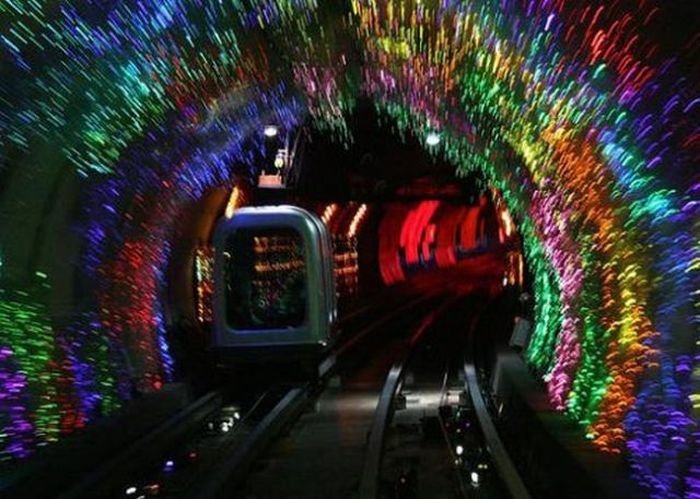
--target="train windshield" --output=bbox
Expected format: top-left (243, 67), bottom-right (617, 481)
top-left (224, 227), bottom-right (307, 330)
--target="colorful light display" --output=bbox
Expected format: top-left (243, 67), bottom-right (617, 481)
top-left (0, 1), bottom-right (696, 496)
top-left (194, 246), bottom-right (215, 324)
top-left (379, 198), bottom-right (507, 284)
top-left (320, 203), bottom-right (369, 296)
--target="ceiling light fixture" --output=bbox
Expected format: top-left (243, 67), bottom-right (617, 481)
top-left (426, 131), bottom-right (441, 146)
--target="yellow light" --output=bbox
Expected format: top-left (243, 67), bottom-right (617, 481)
top-left (225, 185), bottom-right (242, 219)
top-left (500, 209), bottom-right (513, 237)
top-left (347, 204), bottom-right (368, 237)
top-left (321, 204), bottom-right (338, 225)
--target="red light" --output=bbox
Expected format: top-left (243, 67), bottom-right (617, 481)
top-left (379, 204), bottom-right (410, 284)
top-left (458, 206), bottom-right (479, 251)
top-left (400, 200), bottom-right (440, 264)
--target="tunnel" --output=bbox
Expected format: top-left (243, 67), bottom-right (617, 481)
top-left (0, 1), bottom-right (698, 498)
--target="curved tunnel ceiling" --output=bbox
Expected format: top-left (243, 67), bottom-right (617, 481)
top-left (0, 1), bottom-right (698, 496)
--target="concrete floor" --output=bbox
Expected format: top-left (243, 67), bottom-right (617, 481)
top-left (241, 386), bottom-right (380, 498)
top-left (240, 335), bottom-right (403, 499)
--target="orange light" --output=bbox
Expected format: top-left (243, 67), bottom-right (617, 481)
top-left (224, 185), bottom-right (243, 219)
top-left (347, 204), bottom-right (368, 238)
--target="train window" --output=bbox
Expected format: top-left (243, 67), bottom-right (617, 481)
top-left (224, 227), bottom-right (307, 330)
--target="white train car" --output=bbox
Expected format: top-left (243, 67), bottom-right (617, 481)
top-left (212, 205), bottom-right (336, 365)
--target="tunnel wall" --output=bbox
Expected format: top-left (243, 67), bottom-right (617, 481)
top-left (0, 1), bottom-right (697, 496)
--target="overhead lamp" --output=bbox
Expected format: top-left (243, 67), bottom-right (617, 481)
top-left (274, 148), bottom-right (288, 169)
top-left (264, 125), bottom-right (279, 137)
top-left (426, 131), bottom-right (441, 146)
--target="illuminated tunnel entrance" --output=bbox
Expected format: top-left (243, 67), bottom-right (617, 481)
top-left (0, 1), bottom-right (697, 497)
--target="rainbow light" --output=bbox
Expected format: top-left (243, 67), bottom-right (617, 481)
top-left (0, 1), bottom-right (696, 496)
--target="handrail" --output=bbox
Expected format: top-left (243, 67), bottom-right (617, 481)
top-left (358, 363), bottom-right (404, 499)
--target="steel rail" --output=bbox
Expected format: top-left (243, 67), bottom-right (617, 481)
top-left (358, 299), bottom-right (456, 499)
top-left (463, 352), bottom-right (531, 499)
top-left (194, 387), bottom-right (309, 499)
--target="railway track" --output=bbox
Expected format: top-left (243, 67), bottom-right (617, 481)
top-left (59, 284), bottom-right (531, 499)
top-left (359, 297), bottom-right (463, 498)
top-left (462, 312), bottom-right (531, 499)
top-left (226, 291), bottom-right (447, 499)
top-left (359, 292), bottom-right (532, 499)
top-left (57, 288), bottom-right (440, 498)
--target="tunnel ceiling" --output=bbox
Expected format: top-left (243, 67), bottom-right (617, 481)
top-left (297, 98), bottom-right (481, 200)
top-left (0, 1), bottom-right (698, 496)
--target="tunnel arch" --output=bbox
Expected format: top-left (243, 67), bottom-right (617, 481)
top-left (0, 1), bottom-right (697, 496)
